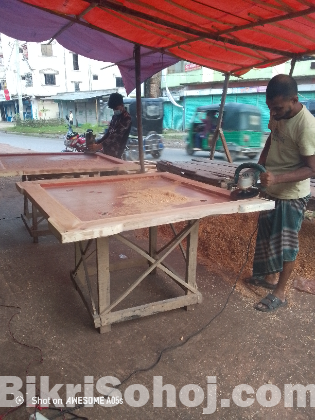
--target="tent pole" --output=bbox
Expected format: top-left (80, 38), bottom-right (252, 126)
top-left (209, 72), bottom-right (230, 160)
top-left (135, 44), bottom-right (145, 173)
top-left (289, 57), bottom-right (296, 76)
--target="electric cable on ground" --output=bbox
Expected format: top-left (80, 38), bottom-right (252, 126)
top-left (109, 221), bottom-right (259, 393)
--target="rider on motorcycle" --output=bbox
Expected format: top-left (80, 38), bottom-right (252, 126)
top-left (88, 93), bottom-right (131, 159)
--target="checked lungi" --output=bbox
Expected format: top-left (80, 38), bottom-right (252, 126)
top-left (253, 194), bottom-right (310, 276)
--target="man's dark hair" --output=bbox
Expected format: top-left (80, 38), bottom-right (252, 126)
top-left (108, 93), bottom-right (124, 109)
top-left (266, 74), bottom-right (298, 100)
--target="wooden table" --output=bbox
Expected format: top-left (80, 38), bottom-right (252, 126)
top-left (157, 158), bottom-right (315, 210)
top-left (17, 172), bottom-right (274, 333)
top-left (0, 152), bottom-right (140, 241)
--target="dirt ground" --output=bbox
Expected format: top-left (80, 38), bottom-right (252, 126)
top-left (1, 149), bottom-right (315, 419)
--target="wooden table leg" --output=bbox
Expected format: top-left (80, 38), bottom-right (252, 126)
top-left (185, 220), bottom-right (199, 311)
top-left (97, 237), bottom-right (111, 333)
top-left (149, 226), bottom-right (158, 275)
top-left (32, 203), bottom-right (39, 244)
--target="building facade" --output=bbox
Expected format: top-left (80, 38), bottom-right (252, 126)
top-left (162, 60), bottom-right (315, 132)
top-left (0, 33), bottom-right (125, 122)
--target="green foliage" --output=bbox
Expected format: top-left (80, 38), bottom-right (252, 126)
top-left (15, 118), bottom-right (66, 127)
top-left (7, 120), bottom-right (107, 135)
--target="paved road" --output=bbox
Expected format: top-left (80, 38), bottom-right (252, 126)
top-left (0, 132), bottom-right (256, 163)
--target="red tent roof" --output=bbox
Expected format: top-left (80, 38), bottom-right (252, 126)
top-left (2, 0), bottom-right (315, 91)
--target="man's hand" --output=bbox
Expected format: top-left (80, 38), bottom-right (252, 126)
top-left (260, 171), bottom-right (277, 187)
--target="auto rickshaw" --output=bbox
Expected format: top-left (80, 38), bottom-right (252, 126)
top-left (123, 98), bottom-right (164, 159)
top-left (186, 103), bottom-right (263, 160)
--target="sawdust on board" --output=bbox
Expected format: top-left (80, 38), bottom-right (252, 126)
top-left (110, 180), bottom-right (199, 216)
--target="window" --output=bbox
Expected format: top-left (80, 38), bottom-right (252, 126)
top-left (116, 77), bottom-right (124, 87)
top-left (44, 74), bottom-right (56, 85)
top-left (93, 74), bottom-right (98, 80)
top-left (311, 62), bottom-right (315, 69)
top-left (41, 44), bottom-right (53, 56)
top-left (73, 54), bottom-right (79, 70)
top-left (74, 82), bottom-right (80, 92)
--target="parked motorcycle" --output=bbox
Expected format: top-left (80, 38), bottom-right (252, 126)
top-left (123, 131), bottom-right (164, 161)
top-left (61, 126), bottom-right (94, 152)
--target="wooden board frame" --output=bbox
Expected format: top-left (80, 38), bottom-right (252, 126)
top-left (0, 152), bottom-right (140, 242)
top-left (0, 152), bottom-right (140, 177)
top-left (16, 172), bottom-right (275, 244)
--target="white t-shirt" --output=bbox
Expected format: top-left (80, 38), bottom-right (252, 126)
top-left (266, 105), bottom-right (315, 199)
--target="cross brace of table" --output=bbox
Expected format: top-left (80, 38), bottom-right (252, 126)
top-left (70, 220), bottom-right (202, 333)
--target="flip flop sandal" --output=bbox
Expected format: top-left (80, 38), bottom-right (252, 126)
top-left (254, 293), bottom-right (287, 312)
top-left (245, 276), bottom-right (277, 290)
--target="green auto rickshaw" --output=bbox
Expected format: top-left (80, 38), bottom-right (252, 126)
top-left (186, 103), bottom-right (263, 160)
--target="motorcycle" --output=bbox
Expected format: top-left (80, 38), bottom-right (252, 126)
top-left (123, 131), bottom-right (164, 161)
top-left (61, 126), bottom-right (95, 153)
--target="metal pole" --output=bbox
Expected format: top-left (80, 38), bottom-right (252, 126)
top-left (209, 72), bottom-right (230, 160)
top-left (15, 40), bottom-right (24, 120)
top-left (135, 44), bottom-right (145, 173)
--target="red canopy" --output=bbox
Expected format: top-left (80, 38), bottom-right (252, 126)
top-left (2, 0), bottom-right (315, 92)
top-left (21, 0), bottom-right (315, 73)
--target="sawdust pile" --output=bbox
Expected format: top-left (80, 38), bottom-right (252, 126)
top-left (113, 183), bottom-right (195, 216)
top-left (158, 214), bottom-right (315, 303)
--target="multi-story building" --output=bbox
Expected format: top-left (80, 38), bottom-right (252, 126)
top-left (0, 33), bottom-right (125, 122)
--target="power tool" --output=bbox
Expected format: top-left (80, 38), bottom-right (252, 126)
top-left (230, 162), bottom-right (266, 201)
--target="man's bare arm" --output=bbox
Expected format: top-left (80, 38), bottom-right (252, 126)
top-left (260, 155), bottom-right (315, 187)
top-left (258, 134), bottom-right (271, 166)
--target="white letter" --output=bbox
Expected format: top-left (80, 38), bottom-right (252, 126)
top-left (65, 384), bottom-right (81, 407)
top-left (203, 376), bottom-right (217, 414)
top-left (84, 376), bottom-right (94, 408)
top-left (153, 376), bottom-right (176, 407)
top-left (40, 377), bottom-right (64, 407)
top-left (124, 384), bottom-right (149, 407)
top-left (256, 384), bottom-right (281, 407)
top-left (284, 384), bottom-right (315, 408)
top-left (96, 376), bottom-right (122, 407)
top-left (26, 376), bottom-right (36, 407)
top-left (0, 376), bottom-right (23, 408)
top-left (179, 384), bottom-right (204, 408)
top-left (232, 384), bottom-right (255, 408)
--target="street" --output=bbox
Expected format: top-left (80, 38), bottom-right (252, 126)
top-left (0, 132), bottom-right (254, 163)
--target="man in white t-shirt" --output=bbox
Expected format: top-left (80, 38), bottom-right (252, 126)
top-left (69, 111), bottom-right (73, 126)
top-left (246, 74), bottom-right (315, 312)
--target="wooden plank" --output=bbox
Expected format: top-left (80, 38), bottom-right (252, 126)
top-left (72, 242), bottom-right (95, 319)
top-left (87, 257), bottom-right (148, 276)
top-left (70, 270), bottom-right (101, 327)
top-left (20, 213), bottom-right (51, 238)
top-left (18, 172), bottom-right (275, 243)
top-left (185, 220), bottom-right (199, 311)
top-left (99, 294), bottom-right (201, 327)
top-left (96, 237), bottom-right (111, 333)
top-left (149, 226), bottom-right (158, 275)
top-left (219, 128), bottom-right (233, 163)
top-left (0, 152), bottom-right (140, 177)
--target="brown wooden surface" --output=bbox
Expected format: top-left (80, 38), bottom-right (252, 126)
top-left (0, 152), bottom-right (140, 177)
top-left (157, 159), bottom-right (315, 210)
top-left (157, 159), bottom-right (237, 187)
top-left (17, 172), bottom-right (275, 244)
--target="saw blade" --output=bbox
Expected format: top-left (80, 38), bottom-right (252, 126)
top-left (230, 187), bottom-right (260, 201)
